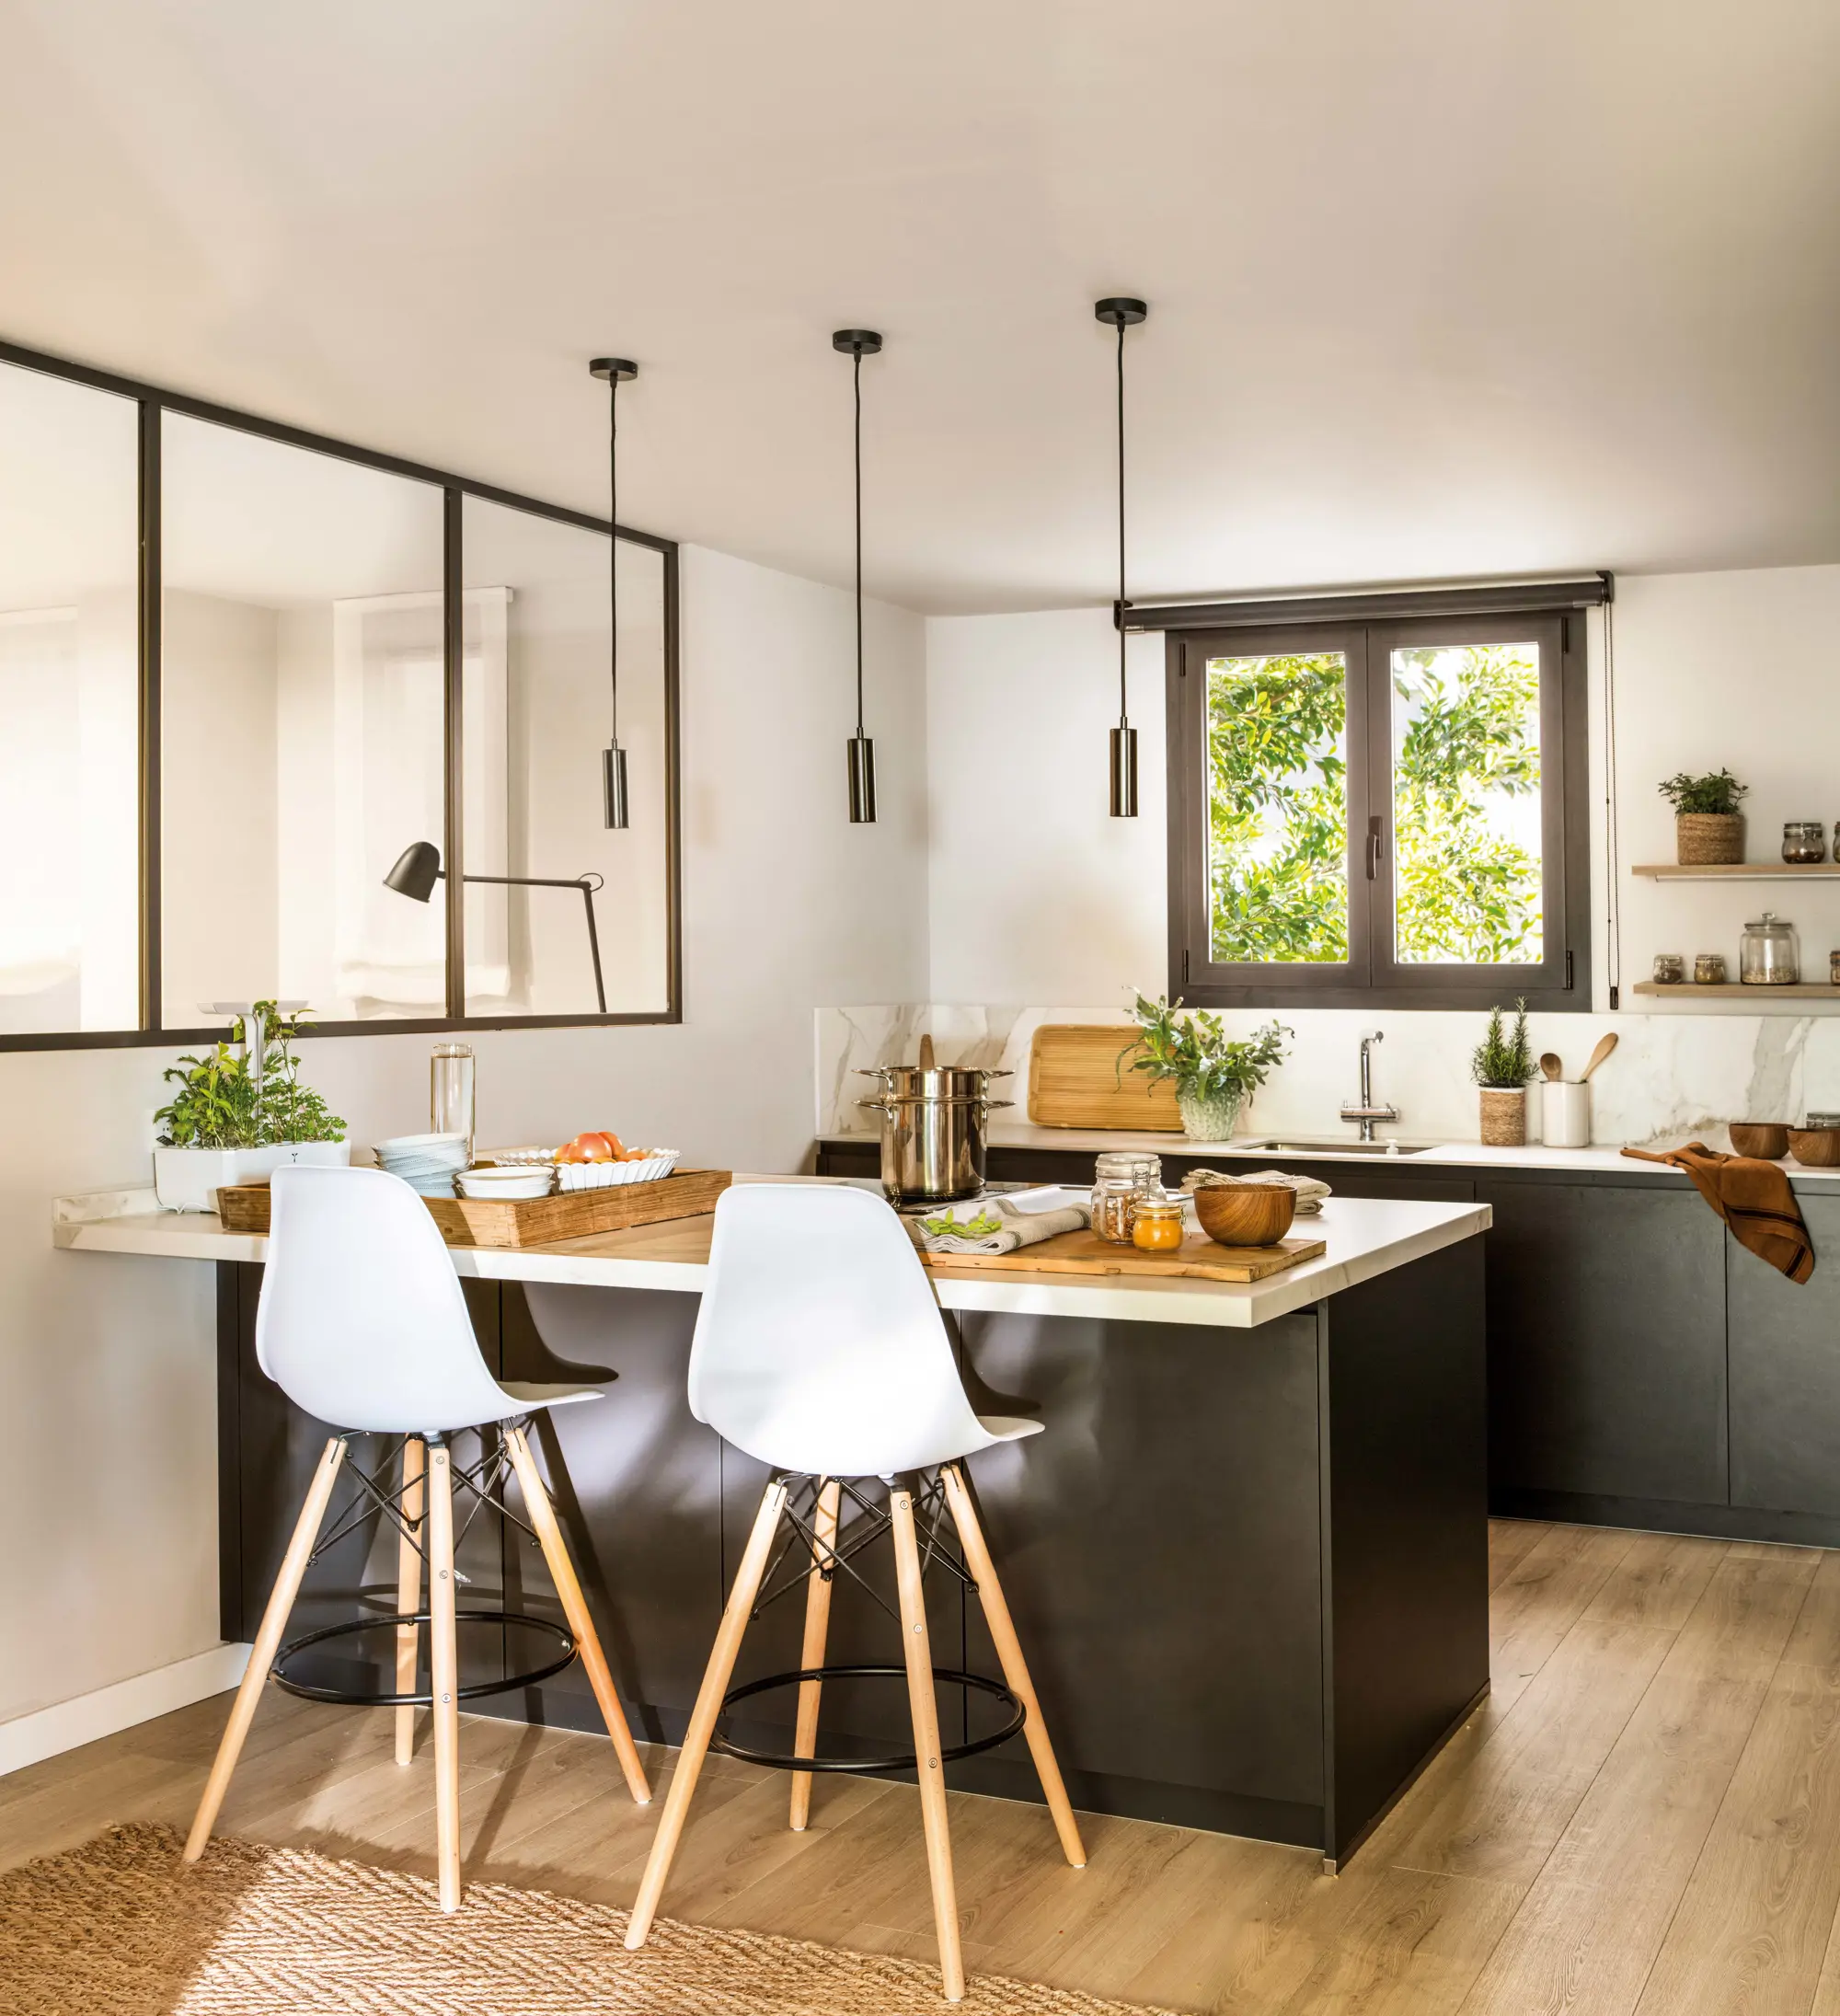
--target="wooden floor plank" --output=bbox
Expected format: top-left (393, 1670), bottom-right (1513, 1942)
top-left (1489, 1519), bottom-right (1553, 1592)
top-left (1489, 1524), bottom-right (1643, 1708)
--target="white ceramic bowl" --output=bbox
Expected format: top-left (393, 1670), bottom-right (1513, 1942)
top-left (555, 1150), bottom-right (680, 1192)
top-left (455, 1169), bottom-right (555, 1201)
top-left (375, 1132), bottom-right (468, 1158)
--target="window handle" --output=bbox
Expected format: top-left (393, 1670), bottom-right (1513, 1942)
top-left (1365, 815), bottom-right (1386, 881)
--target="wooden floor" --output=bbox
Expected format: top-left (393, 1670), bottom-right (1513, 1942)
top-left (10, 1521), bottom-right (1840, 2011)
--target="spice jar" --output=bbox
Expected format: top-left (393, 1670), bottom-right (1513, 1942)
top-left (1785, 823), bottom-right (1827, 865)
top-left (1652, 953), bottom-right (1685, 985)
top-left (1830, 950), bottom-right (1840, 987)
top-left (1131, 1192), bottom-right (1186, 1252)
top-left (1740, 912), bottom-right (1800, 985)
top-left (1694, 953), bottom-right (1728, 985)
top-left (1090, 1150), bottom-right (1161, 1244)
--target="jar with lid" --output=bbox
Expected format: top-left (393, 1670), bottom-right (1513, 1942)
top-left (1131, 1192), bottom-right (1186, 1253)
top-left (1740, 912), bottom-right (1800, 985)
top-left (1784, 823), bottom-right (1827, 865)
top-left (1090, 1150), bottom-right (1161, 1244)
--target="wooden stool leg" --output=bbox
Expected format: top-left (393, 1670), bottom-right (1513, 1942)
top-left (788, 1477), bottom-right (842, 1831)
top-left (503, 1424), bottom-right (651, 1804)
top-left (891, 1480), bottom-right (965, 2002)
top-left (428, 1440), bottom-right (463, 1913)
top-left (395, 1437), bottom-right (425, 1767)
top-left (625, 1477), bottom-right (788, 1952)
top-left (185, 1436), bottom-right (347, 1861)
top-left (942, 1464), bottom-right (1087, 1869)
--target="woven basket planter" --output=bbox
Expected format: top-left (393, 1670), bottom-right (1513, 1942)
top-left (1479, 1088), bottom-right (1527, 1147)
top-left (1676, 812), bottom-right (1744, 865)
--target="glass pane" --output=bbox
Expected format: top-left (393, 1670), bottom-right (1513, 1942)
top-left (0, 362), bottom-right (140, 1031)
top-left (1390, 641), bottom-right (1543, 964)
top-left (1206, 651), bottom-right (1349, 964)
top-left (160, 415), bottom-right (445, 1023)
top-left (461, 499), bottom-right (669, 1017)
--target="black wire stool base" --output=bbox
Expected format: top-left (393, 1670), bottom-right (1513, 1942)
top-left (710, 1664), bottom-right (1025, 1773)
top-left (271, 1610), bottom-right (578, 1707)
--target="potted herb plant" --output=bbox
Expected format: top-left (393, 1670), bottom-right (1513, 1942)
top-left (1471, 998), bottom-right (1534, 1147)
top-left (1121, 993), bottom-right (1291, 1141)
top-left (1659, 768), bottom-right (1747, 865)
top-left (153, 1002), bottom-right (350, 1211)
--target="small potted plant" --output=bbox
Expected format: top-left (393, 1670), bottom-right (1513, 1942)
top-left (1121, 993), bottom-right (1291, 1141)
top-left (1659, 768), bottom-right (1747, 865)
top-left (154, 1002), bottom-right (350, 1211)
top-left (1472, 998), bottom-right (1534, 1146)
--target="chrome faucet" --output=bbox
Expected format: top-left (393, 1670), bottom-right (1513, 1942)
top-left (1340, 1031), bottom-right (1400, 1143)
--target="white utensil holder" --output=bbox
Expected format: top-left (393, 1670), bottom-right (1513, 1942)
top-left (1540, 1079), bottom-right (1592, 1148)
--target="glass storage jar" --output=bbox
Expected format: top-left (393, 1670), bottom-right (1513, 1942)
top-left (1652, 953), bottom-right (1685, 985)
top-left (1784, 823), bottom-right (1827, 864)
top-left (1090, 1150), bottom-right (1162, 1245)
top-left (1694, 952), bottom-right (1727, 985)
top-left (1739, 912), bottom-right (1800, 985)
top-left (1131, 1192), bottom-right (1186, 1252)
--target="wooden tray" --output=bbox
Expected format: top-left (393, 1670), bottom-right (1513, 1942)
top-left (217, 1169), bottom-right (733, 1250)
top-left (1028, 1024), bottom-right (1181, 1131)
top-left (920, 1227), bottom-right (1325, 1283)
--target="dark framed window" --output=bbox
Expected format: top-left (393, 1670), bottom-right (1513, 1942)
top-left (0, 337), bottom-right (681, 1051)
top-left (1163, 592), bottom-right (1594, 1012)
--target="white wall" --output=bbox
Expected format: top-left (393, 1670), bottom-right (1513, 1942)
top-left (0, 540), bottom-right (927, 1742)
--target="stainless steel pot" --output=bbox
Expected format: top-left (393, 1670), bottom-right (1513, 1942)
top-left (856, 1066), bottom-right (1013, 1204)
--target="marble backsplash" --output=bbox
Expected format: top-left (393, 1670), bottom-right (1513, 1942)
top-left (816, 1002), bottom-right (1840, 1149)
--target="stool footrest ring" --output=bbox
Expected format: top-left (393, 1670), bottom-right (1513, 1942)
top-left (710, 1663), bottom-right (1025, 1772)
top-left (271, 1609), bottom-right (577, 1707)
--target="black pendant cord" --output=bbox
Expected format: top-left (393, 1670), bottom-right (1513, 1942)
top-left (608, 372), bottom-right (620, 747)
top-left (1115, 317), bottom-right (1127, 727)
top-left (853, 346), bottom-right (865, 739)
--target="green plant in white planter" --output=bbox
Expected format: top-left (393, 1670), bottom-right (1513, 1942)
top-left (1121, 994), bottom-right (1291, 1142)
top-left (154, 1002), bottom-right (349, 1210)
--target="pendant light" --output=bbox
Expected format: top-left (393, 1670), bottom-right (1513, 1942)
top-left (589, 354), bottom-right (638, 828)
top-left (1095, 297), bottom-right (1147, 817)
top-left (834, 327), bottom-right (882, 823)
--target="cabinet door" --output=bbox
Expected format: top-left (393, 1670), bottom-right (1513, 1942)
top-left (1729, 1197), bottom-right (1840, 1515)
top-left (1482, 1180), bottom-right (1727, 1505)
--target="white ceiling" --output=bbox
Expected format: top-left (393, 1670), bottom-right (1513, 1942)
top-left (2, 0), bottom-right (1836, 615)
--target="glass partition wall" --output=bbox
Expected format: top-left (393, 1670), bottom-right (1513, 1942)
top-left (0, 340), bottom-right (679, 1048)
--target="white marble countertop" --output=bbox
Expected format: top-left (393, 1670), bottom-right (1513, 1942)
top-left (820, 1123), bottom-right (1840, 1185)
top-left (52, 1182), bottom-right (1490, 1331)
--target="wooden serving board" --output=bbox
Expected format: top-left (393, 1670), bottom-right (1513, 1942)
top-left (921, 1227), bottom-right (1325, 1283)
top-left (1028, 1024), bottom-right (1182, 1131)
top-left (217, 1169), bottom-right (733, 1250)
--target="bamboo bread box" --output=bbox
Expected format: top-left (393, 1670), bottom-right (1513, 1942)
top-left (1028, 1024), bottom-right (1182, 1131)
top-left (218, 1168), bottom-right (733, 1249)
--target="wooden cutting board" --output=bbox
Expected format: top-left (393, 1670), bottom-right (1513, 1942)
top-left (921, 1227), bottom-right (1325, 1283)
top-left (217, 1169), bottom-right (732, 1250)
top-left (1028, 1024), bottom-right (1182, 1131)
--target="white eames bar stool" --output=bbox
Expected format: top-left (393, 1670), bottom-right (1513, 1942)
top-left (182, 1165), bottom-right (651, 1911)
top-left (620, 1183), bottom-right (1087, 2002)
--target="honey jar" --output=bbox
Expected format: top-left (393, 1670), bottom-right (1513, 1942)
top-left (1131, 1193), bottom-right (1186, 1253)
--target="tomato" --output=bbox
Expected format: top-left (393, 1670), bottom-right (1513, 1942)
top-left (557, 1130), bottom-right (622, 1164)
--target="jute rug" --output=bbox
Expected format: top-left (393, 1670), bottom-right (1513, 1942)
top-left (0, 1824), bottom-right (1175, 2015)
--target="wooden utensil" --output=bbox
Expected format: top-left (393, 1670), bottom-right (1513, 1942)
top-left (1539, 1053), bottom-right (1563, 1081)
top-left (1581, 1032), bottom-right (1619, 1080)
top-left (1192, 1183), bottom-right (1296, 1248)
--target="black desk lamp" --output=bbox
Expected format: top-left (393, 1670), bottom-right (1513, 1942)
top-left (384, 841), bottom-right (606, 1013)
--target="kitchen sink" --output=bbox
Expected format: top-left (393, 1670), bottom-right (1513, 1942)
top-left (1243, 1138), bottom-right (1437, 1158)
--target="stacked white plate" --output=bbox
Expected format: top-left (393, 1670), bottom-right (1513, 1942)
top-left (556, 1149), bottom-right (680, 1192)
top-left (374, 1132), bottom-right (470, 1196)
top-left (454, 1164), bottom-right (556, 1202)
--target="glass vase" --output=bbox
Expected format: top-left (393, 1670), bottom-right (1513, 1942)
top-left (1177, 1087), bottom-right (1243, 1142)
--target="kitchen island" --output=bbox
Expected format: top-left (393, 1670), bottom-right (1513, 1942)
top-left (57, 1183), bottom-right (1490, 1867)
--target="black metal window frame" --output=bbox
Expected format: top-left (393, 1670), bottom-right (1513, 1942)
top-left (1151, 577), bottom-right (1606, 1014)
top-left (0, 336), bottom-right (682, 1053)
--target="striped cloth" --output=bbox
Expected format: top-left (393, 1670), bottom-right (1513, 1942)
top-left (1622, 1142), bottom-right (1814, 1282)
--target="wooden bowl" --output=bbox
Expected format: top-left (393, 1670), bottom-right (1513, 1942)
top-left (1788, 1128), bottom-right (1840, 1168)
top-left (1730, 1123), bottom-right (1789, 1160)
top-left (1192, 1183), bottom-right (1296, 1249)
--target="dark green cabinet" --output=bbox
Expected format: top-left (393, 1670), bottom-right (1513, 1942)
top-left (1729, 1196), bottom-right (1840, 1517)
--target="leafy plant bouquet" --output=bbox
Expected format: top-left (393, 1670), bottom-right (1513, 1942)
top-left (1658, 769), bottom-right (1747, 816)
top-left (1121, 994), bottom-right (1291, 1104)
top-left (1470, 998), bottom-right (1534, 1089)
top-left (155, 1002), bottom-right (347, 1150)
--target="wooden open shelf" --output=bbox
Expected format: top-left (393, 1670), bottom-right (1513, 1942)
top-left (1633, 982), bottom-right (1840, 999)
top-left (1632, 862), bottom-right (1840, 880)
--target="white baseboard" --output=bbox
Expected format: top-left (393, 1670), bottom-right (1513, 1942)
top-left (0, 1643), bottom-right (252, 1779)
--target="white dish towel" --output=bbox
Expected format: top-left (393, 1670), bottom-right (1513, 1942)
top-left (903, 1191), bottom-right (1091, 1256)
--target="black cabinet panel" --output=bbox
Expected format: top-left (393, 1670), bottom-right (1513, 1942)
top-left (1730, 1198), bottom-right (1840, 1516)
top-left (1481, 1179), bottom-right (1727, 1505)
